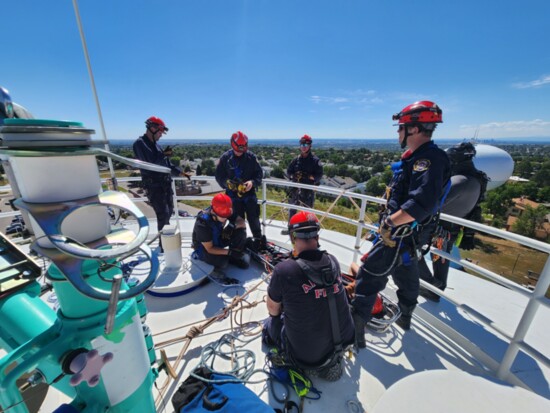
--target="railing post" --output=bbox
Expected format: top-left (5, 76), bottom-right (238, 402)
top-left (353, 198), bottom-right (367, 263)
top-left (262, 181), bottom-right (267, 235)
top-left (496, 254), bottom-right (550, 380)
top-left (172, 178), bottom-right (180, 228)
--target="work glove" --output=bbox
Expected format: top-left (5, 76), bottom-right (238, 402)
top-left (226, 180), bottom-right (238, 192)
top-left (459, 233), bottom-right (476, 250)
top-left (379, 218), bottom-right (396, 248)
top-left (221, 223), bottom-right (235, 242)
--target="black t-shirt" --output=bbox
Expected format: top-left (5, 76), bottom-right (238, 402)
top-left (192, 209), bottom-right (227, 249)
top-left (267, 249), bottom-right (354, 365)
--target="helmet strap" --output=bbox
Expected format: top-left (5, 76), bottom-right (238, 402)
top-left (401, 127), bottom-right (410, 149)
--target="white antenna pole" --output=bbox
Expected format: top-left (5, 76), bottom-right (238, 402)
top-left (72, 0), bottom-right (117, 189)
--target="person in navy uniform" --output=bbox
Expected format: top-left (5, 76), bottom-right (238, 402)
top-left (284, 134), bottom-right (323, 233)
top-left (264, 211), bottom-right (354, 381)
top-left (215, 131), bottom-right (264, 244)
top-left (418, 142), bottom-right (489, 301)
top-left (133, 116), bottom-right (184, 250)
top-left (192, 193), bottom-right (249, 286)
top-left (352, 101), bottom-right (451, 346)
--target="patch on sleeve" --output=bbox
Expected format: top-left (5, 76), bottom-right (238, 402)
top-left (413, 159), bottom-right (431, 172)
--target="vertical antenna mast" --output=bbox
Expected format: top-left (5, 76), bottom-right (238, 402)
top-left (72, 0), bottom-right (117, 189)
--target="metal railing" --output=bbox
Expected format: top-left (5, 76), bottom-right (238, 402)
top-left (2, 174), bottom-right (549, 391)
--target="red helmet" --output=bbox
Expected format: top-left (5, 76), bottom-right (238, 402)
top-left (230, 131), bottom-right (248, 152)
top-left (299, 134), bottom-right (312, 145)
top-left (288, 211), bottom-right (320, 239)
top-left (145, 116), bottom-right (169, 133)
top-left (211, 193), bottom-right (233, 218)
top-left (392, 101), bottom-right (442, 125)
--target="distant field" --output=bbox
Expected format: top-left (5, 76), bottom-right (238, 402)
top-left (461, 234), bottom-right (549, 297)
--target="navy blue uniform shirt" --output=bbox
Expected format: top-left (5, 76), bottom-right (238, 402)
top-left (215, 150), bottom-right (263, 194)
top-left (133, 135), bottom-right (182, 181)
top-left (387, 141), bottom-right (450, 224)
top-left (287, 153), bottom-right (323, 185)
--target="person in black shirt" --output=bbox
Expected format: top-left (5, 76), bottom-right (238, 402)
top-left (192, 193), bottom-right (249, 286)
top-left (284, 134), bottom-right (323, 234)
top-left (215, 131), bottom-right (264, 243)
top-left (418, 142), bottom-right (489, 301)
top-left (264, 211), bottom-right (354, 381)
top-left (352, 101), bottom-right (451, 346)
top-left (133, 116), bottom-right (184, 251)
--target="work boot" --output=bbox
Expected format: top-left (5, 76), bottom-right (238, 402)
top-left (352, 312), bottom-right (366, 349)
top-left (233, 252), bottom-right (250, 269)
top-left (208, 269), bottom-right (239, 286)
top-left (316, 358), bottom-right (344, 382)
top-left (396, 303), bottom-right (415, 331)
top-left (419, 285), bottom-right (440, 302)
top-left (395, 314), bottom-right (412, 330)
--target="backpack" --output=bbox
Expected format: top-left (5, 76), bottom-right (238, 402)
top-left (172, 367), bottom-right (273, 413)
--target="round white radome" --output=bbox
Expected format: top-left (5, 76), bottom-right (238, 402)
top-left (472, 144), bottom-right (515, 190)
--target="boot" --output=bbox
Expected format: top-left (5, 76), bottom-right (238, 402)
top-left (395, 314), bottom-right (412, 330)
top-left (419, 285), bottom-right (440, 302)
top-left (352, 311), bottom-right (366, 349)
top-left (233, 253), bottom-right (250, 269)
top-left (396, 303), bottom-right (415, 331)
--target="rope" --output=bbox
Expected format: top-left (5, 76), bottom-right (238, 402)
top-left (318, 188), bottom-right (346, 224)
top-left (154, 277), bottom-right (268, 407)
top-left (361, 224), bottom-right (415, 277)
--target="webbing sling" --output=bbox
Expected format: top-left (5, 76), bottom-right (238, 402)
top-left (294, 254), bottom-right (343, 353)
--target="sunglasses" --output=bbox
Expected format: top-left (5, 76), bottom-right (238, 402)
top-left (300, 143), bottom-right (311, 147)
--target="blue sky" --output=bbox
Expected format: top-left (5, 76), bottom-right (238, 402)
top-left (3, 1), bottom-right (550, 141)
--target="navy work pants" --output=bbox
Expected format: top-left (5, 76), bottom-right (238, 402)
top-left (231, 195), bottom-right (262, 238)
top-left (352, 242), bottom-right (420, 322)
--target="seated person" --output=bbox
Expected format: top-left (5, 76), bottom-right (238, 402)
top-left (263, 211), bottom-right (354, 381)
top-left (192, 193), bottom-right (250, 286)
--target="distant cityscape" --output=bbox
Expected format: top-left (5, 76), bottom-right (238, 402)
top-left (110, 137), bottom-right (550, 150)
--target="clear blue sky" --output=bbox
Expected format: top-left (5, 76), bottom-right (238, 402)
top-left (3, 1), bottom-right (550, 141)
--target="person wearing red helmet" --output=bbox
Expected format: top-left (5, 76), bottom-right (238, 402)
top-left (192, 193), bottom-right (250, 285)
top-left (215, 131), bottom-right (264, 245)
top-left (133, 116), bottom-right (185, 251)
top-left (263, 211), bottom-right (354, 381)
top-left (283, 135), bottom-right (324, 234)
top-left (351, 101), bottom-right (450, 345)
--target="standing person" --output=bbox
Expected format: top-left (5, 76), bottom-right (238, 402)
top-left (352, 101), bottom-right (450, 347)
top-left (263, 211), bottom-right (354, 381)
top-left (283, 134), bottom-right (323, 234)
top-left (192, 193), bottom-right (249, 286)
top-left (215, 131), bottom-right (264, 247)
top-left (133, 116), bottom-right (183, 251)
top-left (418, 142), bottom-right (489, 301)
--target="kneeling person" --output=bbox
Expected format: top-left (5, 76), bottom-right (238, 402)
top-left (192, 193), bottom-right (250, 286)
top-left (264, 211), bottom-right (354, 381)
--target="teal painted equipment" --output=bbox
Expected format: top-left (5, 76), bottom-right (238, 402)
top-left (0, 119), bottom-right (165, 412)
